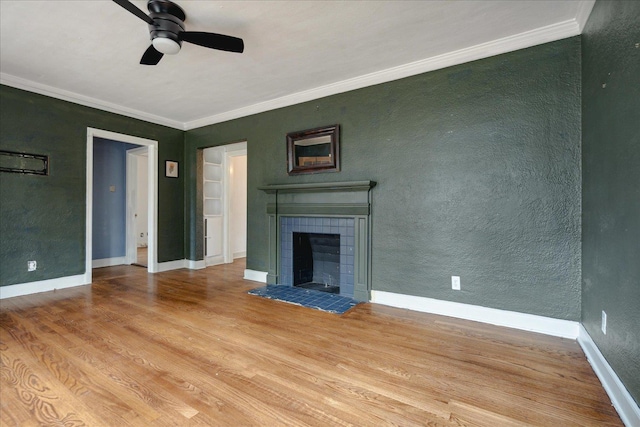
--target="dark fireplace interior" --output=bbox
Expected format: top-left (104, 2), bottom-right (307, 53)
top-left (292, 232), bottom-right (340, 294)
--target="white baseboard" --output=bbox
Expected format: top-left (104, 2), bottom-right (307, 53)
top-left (244, 269), bottom-right (267, 283)
top-left (156, 259), bottom-right (187, 272)
top-left (155, 259), bottom-right (242, 272)
top-left (155, 259), bottom-right (208, 271)
top-left (578, 326), bottom-right (640, 427)
top-left (92, 257), bottom-right (126, 268)
top-left (186, 260), bottom-right (206, 270)
top-left (233, 251), bottom-right (247, 259)
top-left (370, 290), bottom-right (579, 339)
top-left (0, 274), bottom-right (89, 299)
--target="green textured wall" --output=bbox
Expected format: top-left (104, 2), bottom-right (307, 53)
top-left (582, 0), bottom-right (640, 405)
top-left (186, 37), bottom-right (582, 320)
top-left (0, 85), bottom-right (185, 287)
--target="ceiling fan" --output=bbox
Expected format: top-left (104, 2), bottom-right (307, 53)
top-left (112, 0), bottom-right (244, 65)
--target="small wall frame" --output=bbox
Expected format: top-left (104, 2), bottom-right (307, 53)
top-left (0, 150), bottom-right (49, 175)
top-left (165, 160), bottom-right (178, 178)
top-left (287, 124), bottom-right (340, 175)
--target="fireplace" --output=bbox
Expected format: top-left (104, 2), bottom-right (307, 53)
top-left (259, 181), bottom-right (376, 301)
top-left (293, 232), bottom-right (340, 293)
top-left (280, 217), bottom-right (356, 296)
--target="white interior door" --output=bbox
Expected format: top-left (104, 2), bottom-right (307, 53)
top-left (126, 146), bottom-right (149, 265)
top-left (227, 152), bottom-right (247, 260)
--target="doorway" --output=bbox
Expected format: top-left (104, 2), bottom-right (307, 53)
top-left (85, 128), bottom-right (158, 283)
top-left (202, 141), bottom-right (247, 266)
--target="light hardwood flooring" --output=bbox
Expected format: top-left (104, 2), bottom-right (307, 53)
top-left (0, 260), bottom-right (622, 426)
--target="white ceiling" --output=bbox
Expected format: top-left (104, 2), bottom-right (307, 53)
top-left (0, 1), bottom-right (594, 130)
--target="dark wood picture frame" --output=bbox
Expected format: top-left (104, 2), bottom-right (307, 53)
top-left (287, 124), bottom-right (340, 175)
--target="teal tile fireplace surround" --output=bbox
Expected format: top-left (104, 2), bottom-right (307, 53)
top-left (280, 216), bottom-right (356, 297)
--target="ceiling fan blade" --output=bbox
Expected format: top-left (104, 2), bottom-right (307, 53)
top-left (180, 32), bottom-right (244, 53)
top-left (140, 45), bottom-right (164, 65)
top-left (112, 0), bottom-right (154, 25)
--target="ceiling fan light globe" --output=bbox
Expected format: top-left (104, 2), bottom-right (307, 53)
top-left (152, 37), bottom-right (181, 55)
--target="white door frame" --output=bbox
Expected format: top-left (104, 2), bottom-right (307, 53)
top-left (223, 143), bottom-right (247, 263)
top-left (125, 146), bottom-right (148, 265)
top-left (85, 128), bottom-right (158, 283)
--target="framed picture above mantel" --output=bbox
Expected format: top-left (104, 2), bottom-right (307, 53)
top-left (286, 124), bottom-right (340, 175)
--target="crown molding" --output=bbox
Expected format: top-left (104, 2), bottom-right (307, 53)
top-left (184, 16), bottom-right (583, 130)
top-left (2, 2), bottom-right (592, 132)
top-left (0, 73), bottom-right (184, 130)
top-left (575, 0), bottom-right (596, 32)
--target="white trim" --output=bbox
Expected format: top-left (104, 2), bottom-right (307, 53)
top-left (146, 143), bottom-right (158, 273)
top-left (244, 269), bottom-right (268, 283)
top-left (371, 291), bottom-right (579, 339)
top-left (0, 274), bottom-right (89, 299)
top-left (0, 73), bottom-right (184, 130)
top-left (2, 9), bottom-right (588, 131)
top-left (156, 259), bottom-right (187, 272)
top-left (187, 260), bottom-right (206, 270)
top-left (575, 0), bottom-right (596, 32)
top-left (92, 257), bottom-right (126, 268)
top-left (183, 18), bottom-right (582, 130)
top-left (205, 256), bottom-right (225, 267)
top-left (578, 326), bottom-right (640, 427)
top-left (85, 133), bottom-right (94, 285)
top-left (86, 128), bottom-right (159, 283)
top-left (233, 251), bottom-right (247, 259)
top-left (150, 259), bottom-right (207, 272)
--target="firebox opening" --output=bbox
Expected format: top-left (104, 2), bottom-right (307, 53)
top-left (292, 232), bottom-right (340, 294)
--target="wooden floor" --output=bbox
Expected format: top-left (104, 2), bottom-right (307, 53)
top-left (0, 260), bottom-right (622, 426)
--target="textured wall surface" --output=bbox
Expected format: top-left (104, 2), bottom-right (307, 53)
top-left (186, 37), bottom-right (582, 320)
top-left (582, 0), bottom-right (640, 405)
top-left (0, 85), bottom-right (185, 287)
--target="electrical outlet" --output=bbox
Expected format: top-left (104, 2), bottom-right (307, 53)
top-left (451, 276), bottom-right (461, 290)
top-left (28, 260), bottom-right (37, 272)
top-left (601, 310), bottom-right (607, 335)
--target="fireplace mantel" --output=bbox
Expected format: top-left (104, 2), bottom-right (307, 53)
top-left (259, 180), bottom-right (375, 301)
top-left (258, 180), bottom-right (376, 194)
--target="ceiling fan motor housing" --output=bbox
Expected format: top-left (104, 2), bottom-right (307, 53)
top-left (148, 12), bottom-right (185, 47)
top-left (112, 0), bottom-right (244, 63)
top-left (147, 0), bottom-right (186, 53)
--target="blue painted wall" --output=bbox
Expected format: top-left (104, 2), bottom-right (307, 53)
top-left (92, 137), bottom-right (128, 260)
